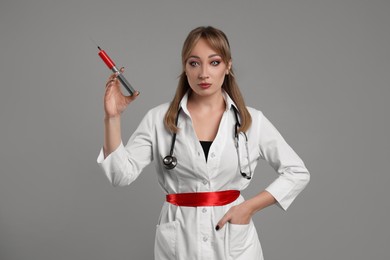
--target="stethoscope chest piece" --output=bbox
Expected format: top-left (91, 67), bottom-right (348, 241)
top-left (163, 155), bottom-right (177, 169)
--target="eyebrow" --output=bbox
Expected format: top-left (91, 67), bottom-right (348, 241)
top-left (188, 54), bottom-right (221, 59)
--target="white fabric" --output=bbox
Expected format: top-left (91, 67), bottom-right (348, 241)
top-left (97, 90), bottom-right (310, 259)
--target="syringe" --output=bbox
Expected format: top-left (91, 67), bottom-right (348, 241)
top-left (97, 46), bottom-right (136, 96)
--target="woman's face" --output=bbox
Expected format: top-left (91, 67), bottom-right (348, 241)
top-left (185, 38), bottom-right (231, 98)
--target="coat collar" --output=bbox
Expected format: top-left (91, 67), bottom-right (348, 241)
top-left (179, 89), bottom-right (239, 117)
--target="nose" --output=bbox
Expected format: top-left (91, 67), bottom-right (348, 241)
top-left (198, 65), bottom-right (209, 79)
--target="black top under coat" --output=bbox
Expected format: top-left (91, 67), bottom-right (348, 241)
top-left (199, 141), bottom-right (213, 162)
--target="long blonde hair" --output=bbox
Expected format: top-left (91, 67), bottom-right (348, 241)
top-left (164, 26), bottom-right (252, 133)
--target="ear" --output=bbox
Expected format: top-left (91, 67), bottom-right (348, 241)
top-left (226, 60), bottom-right (232, 75)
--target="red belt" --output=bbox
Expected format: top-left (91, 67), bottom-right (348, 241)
top-left (166, 190), bottom-right (240, 207)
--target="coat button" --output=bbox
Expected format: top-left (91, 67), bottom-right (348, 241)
top-left (203, 236), bottom-right (208, 242)
top-left (210, 152), bottom-right (215, 158)
top-left (202, 179), bottom-right (208, 185)
top-left (202, 208), bottom-right (207, 213)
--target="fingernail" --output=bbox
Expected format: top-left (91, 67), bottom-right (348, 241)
top-left (135, 91), bottom-right (140, 96)
top-left (215, 225), bottom-right (220, 231)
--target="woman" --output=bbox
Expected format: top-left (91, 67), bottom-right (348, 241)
top-left (97, 26), bottom-right (310, 260)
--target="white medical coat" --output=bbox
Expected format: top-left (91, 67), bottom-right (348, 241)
top-left (97, 90), bottom-right (310, 260)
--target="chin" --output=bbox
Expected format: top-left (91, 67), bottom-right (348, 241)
top-left (192, 87), bottom-right (220, 97)
top-left (190, 83), bottom-right (222, 93)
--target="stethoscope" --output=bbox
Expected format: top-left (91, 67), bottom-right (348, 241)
top-left (163, 106), bottom-right (253, 179)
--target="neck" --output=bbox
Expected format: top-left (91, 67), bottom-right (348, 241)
top-left (188, 90), bottom-right (225, 112)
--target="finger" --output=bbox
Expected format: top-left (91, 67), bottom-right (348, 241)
top-left (114, 67), bottom-right (124, 77)
top-left (124, 91), bottom-right (140, 104)
top-left (109, 72), bottom-right (117, 80)
top-left (216, 213), bottom-right (231, 231)
top-left (105, 79), bottom-right (116, 88)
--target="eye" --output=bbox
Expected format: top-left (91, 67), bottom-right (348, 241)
top-left (188, 61), bottom-right (200, 67)
top-left (211, 60), bottom-right (221, 66)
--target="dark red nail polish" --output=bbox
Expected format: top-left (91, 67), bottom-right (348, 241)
top-left (215, 225), bottom-right (220, 231)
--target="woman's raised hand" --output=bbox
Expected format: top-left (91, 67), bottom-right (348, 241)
top-left (104, 67), bottom-right (139, 118)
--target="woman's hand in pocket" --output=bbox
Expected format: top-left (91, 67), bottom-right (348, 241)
top-left (216, 201), bottom-right (254, 230)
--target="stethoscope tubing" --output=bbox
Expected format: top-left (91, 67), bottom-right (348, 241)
top-left (163, 106), bottom-right (252, 179)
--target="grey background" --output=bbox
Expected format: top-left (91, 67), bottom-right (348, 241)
top-left (0, 0), bottom-right (389, 259)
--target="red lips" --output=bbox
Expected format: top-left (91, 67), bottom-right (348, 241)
top-left (198, 83), bottom-right (211, 89)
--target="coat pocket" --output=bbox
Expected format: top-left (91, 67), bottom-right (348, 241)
top-left (228, 222), bottom-right (252, 259)
top-left (154, 220), bottom-right (179, 260)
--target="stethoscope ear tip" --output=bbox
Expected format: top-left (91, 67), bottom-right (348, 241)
top-left (241, 173), bottom-right (252, 180)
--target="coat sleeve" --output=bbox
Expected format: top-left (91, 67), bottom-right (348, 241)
top-left (257, 111), bottom-right (310, 210)
top-left (96, 110), bottom-right (155, 187)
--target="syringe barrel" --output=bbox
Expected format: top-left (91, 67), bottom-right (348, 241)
top-left (98, 50), bottom-right (115, 69)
